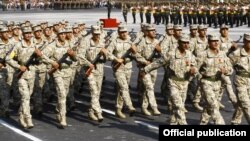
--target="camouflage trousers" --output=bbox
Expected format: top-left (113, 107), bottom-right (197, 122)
top-left (200, 79), bottom-right (225, 125)
top-left (54, 75), bottom-right (71, 119)
top-left (141, 70), bottom-right (158, 109)
top-left (0, 70), bottom-right (9, 114)
top-left (18, 77), bottom-right (35, 120)
top-left (114, 70), bottom-right (134, 109)
top-left (168, 79), bottom-right (189, 125)
top-left (233, 75), bottom-right (250, 124)
top-left (220, 75), bottom-right (242, 124)
top-left (7, 71), bottom-right (20, 106)
top-left (32, 71), bottom-right (47, 110)
top-left (67, 68), bottom-right (77, 108)
top-left (161, 69), bottom-right (172, 111)
top-left (88, 73), bottom-right (103, 114)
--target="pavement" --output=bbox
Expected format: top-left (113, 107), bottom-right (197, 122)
top-left (0, 8), bottom-right (250, 141)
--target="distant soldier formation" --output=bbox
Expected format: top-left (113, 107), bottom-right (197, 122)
top-left (121, 1), bottom-right (250, 28)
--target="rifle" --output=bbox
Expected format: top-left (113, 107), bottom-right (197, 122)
top-left (17, 41), bottom-right (47, 79)
top-left (85, 40), bottom-right (112, 77)
top-left (113, 43), bottom-right (134, 71)
top-left (48, 48), bottom-right (77, 75)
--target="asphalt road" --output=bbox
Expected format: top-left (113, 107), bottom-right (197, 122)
top-left (0, 8), bottom-right (250, 141)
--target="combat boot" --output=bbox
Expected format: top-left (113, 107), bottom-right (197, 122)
top-left (88, 111), bottom-right (98, 121)
top-left (96, 113), bottom-right (104, 122)
top-left (128, 106), bottom-right (136, 117)
top-left (115, 108), bottom-right (126, 119)
top-left (19, 114), bottom-right (27, 128)
top-left (142, 108), bottom-right (151, 116)
top-left (59, 116), bottom-right (67, 128)
top-left (193, 102), bottom-right (203, 112)
top-left (152, 107), bottom-right (161, 116)
top-left (26, 118), bottom-right (34, 129)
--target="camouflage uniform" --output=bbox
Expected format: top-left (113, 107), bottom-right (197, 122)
top-left (197, 35), bottom-right (233, 125)
top-left (228, 34), bottom-right (250, 124)
top-left (137, 28), bottom-right (161, 115)
top-left (144, 34), bottom-right (197, 124)
top-left (0, 28), bottom-right (14, 117)
top-left (6, 27), bottom-right (37, 128)
top-left (41, 29), bottom-right (79, 127)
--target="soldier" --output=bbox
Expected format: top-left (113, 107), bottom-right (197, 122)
top-left (143, 34), bottom-right (197, 125)
top-left (136, 24), bottom-right (161, 116)
top-left (0, 27), bottom-right (14, 118)
top-left (107, 25), bottom-right (144, 119)
top-left (83, 26), bottom-right (116, 122)
top-left (6, 26), bottom-right (41, 128)
top-left (41, 29), bottom-right (78, 128)
top-left (32, 25), bottom-right (48, 116)
top-left (145, 5), bottom-right (152, 24)
top-left (219, 25), bottom-right (242, 124)
top-left (183, 6), bottom-right (189, 27)
top-left (228, 33), bottom-right (250, 125)
top-left (197, 34), bottom-right (233, 125)
top-left (131, 6), bottom-right (137, 24)
top-left (122, 4), bottom-right (129, 24)
top-left (139, 5), bottom-right (145, 23)
top-left (107, 0), bottom-right (112, 19)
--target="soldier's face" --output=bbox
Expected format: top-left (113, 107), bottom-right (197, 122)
top-left (220, 29), bottom-right (228, 37)
top-left (208, 40), bottom-right (219, 50)
top-left (180, 41), bottom-right (189, 50)
top-left (244, 40), bottom-right (250, 48)
top-left (0, 32), bottom-right (9, 40)
top-left (92, 33), bottom-right (100, 40)
top-left (174, 30), bottom-right (182, 38)
top-left (44, 28), bottom-right (52, 36)
top-left (58, 33), bottom-right (66, 41)
top-left (166, 29), bottom-right (174, 35)
top-left (13, 28), bottom-right (20, 36)
top-left (190, 29), bottom-right (197, 36)
top-left (34, 30), bottom-right (42, 38)
top-left (66, 32), bottom-right (73, 39)
top-left (119, 31), bottom-right (128, 40)
top-left (147, 30), bottom-right (156, 38)
top-left (73, 28), bottom-right (79, 34)
top-left (23, 32), bottom-right (32, 41)
top-left (198, 30), bottom-right (206, 37)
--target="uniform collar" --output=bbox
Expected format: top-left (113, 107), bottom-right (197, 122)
top-left (220, 36), bottom-right (232, 43)
top-left (21, 39), bottom-right (34, 48)
top-left (207, 48), bottom-right (221, 58)
top-left (175, 48), bottom-right (188, 59)
top-left (55, 39), bottom-right (69, 48)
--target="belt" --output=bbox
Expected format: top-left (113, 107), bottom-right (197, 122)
top-left (236, 72), bottom-right (250, 78)
top-left (202, 75), bottom-right (220, 82)
top-left (60, 65), bottom-right (70, 69)
top-left (171, 76), bottom-right (186, 81)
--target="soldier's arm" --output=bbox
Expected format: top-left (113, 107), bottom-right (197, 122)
top-left (228, 48), bottom-right (240, 65)
top-left (106, 40), bottom-right (118, 61)
top-left (223, 54), bottom-right (233, 76)
top-left (40, 44), bottom-right (56, 65)
top-left (5, 45), bottom-right (21, 69)
top-left (77, 39), bottom-right (91, 67)
top-left (144, 52), bottom-right (170, 73)
top-left (133, 40), bottom-right (148, 65)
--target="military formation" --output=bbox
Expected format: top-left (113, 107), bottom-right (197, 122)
top-left (122, 2), bottom-right (250, 28)
top-left (0, 17), bottom-right (250, 130)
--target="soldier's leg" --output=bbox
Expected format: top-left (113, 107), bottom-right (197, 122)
top-left (169, 79), bottom-right (188, 125)
top-left (235, 76), bottom-right (250, 124)
top-left (18, 78), bottom-right (35, 128)
top-left (54, 76), bottom-right (69, 127)
top-left (142, 71), bottom-right (160, 115)
top-left (67, 68), bottom-right (77, 111)
top-left (140, 13), bottom-right (143, 23)
top-left (201, 80), bottom-right (225, 125)
top-left (33, 72), bottom-right (46, 115)
top-left (0, 73), bottom-right (9, 117)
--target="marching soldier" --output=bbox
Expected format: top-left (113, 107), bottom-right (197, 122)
top-left (41, 29), bottom-right (78, 128)
top-left (139, 5), bottom-right (145, 23)
top-left (197, 34), bottom-right (233, 125)
top-left (145, 5), bottom-right (152, 24)
top-left (0, 27), bottom-right (14, 118)
top-left (142, 34), bottom-right (197, 124)
top-left (82, 26), bottom-right (115, 122)
top-left (137, 24), bottom-right (161, 116)
top-left (107, 25), bottom-right (144, 118)
top-left (228, 33), bottom-right (250, 125)
top-left (122, 4), bottom-right (129, 24)
top-left (131, 6), bottom-right (137, 24)
top-left (6, 26), bottom-right (41, 129)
